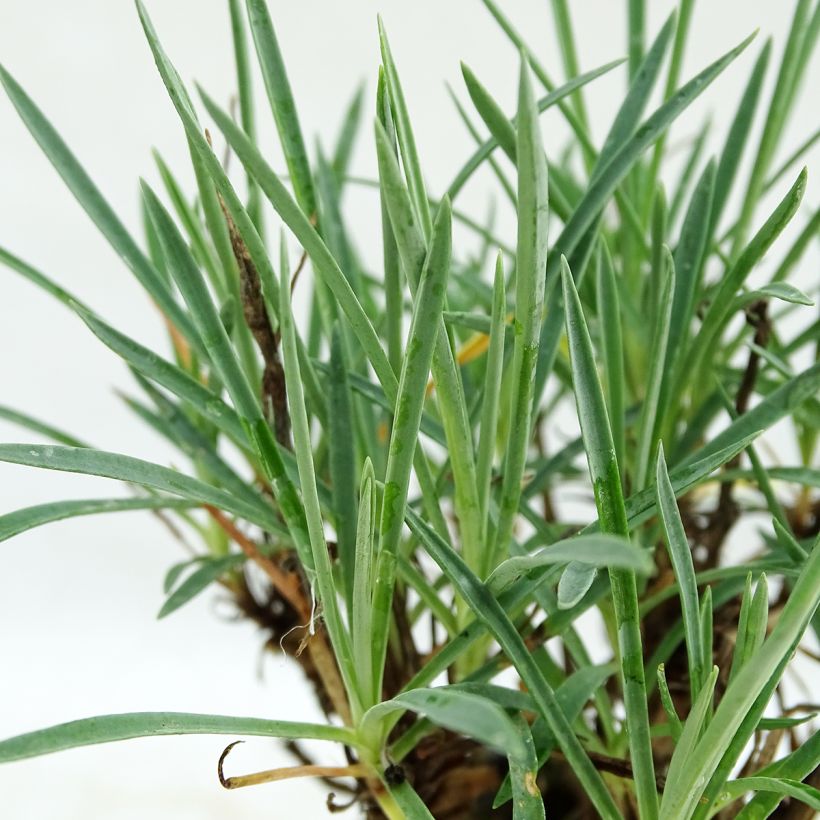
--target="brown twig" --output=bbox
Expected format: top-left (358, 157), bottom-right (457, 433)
top-left (205, 505), bottom-right (352, 724)
top-left (218, 740), bottom-right (368, 790)
top-left (217, 197), bottom-right (292, 448)
top-left (702, 300), bottom-right (772, 568)
top-left (550, 749), bottom-right (667, 792)
top-left (290, 248), bottom-right (309, 292)
top-left (284, 740), bottom-right (358, 796)
top-left (205, 505), bottom-right (305, 616)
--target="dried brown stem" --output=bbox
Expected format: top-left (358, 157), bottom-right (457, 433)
top-left (205, 505), bottom-right (352, 724)
top-left (702, 300), bottom-right (772, 568)
top-left (209, 172), bottom-right (291, 448)
top-left (218, 740), bottom-right (368, 790)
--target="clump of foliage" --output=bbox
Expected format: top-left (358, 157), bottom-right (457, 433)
top-left (0, 0), bottom-right (818, 817)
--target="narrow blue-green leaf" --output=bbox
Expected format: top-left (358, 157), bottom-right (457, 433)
top-left (165, 558), bottom-right (211, 597)
top-left (0, 444), bottom-right (281, 534)
top-left (627, 0), bottom-right (646, 81)
top-left (377, 17), bottom-right (433, 239)
top-left (447, 82), bottom-right (517, 207)
top-left (126, 375), bottom-right (254, 502)
top-left (0, 64), bottom-right (200, 353)
top-left (561, 256), bottom-right (624, 518)
top-left (549, 0), bottom-right (589, 128)
top-left (730, 574), bottom-right (769, 679)
top-left (662, 665), bottom-right (719, 807)
top-left (491, 663), bottom-right (615, 808)
top-left (405, 508), bottom-right (621, 820)
top-left (315, 146), bottom-right (360, 294)
top-left (656, 664), bottom-right (683, 742)
top-left (642, 0), bottom-right (696, 217)
top-left (669, 159), bottom-right (716, 364)
top-left (476, 255), bottom-right (507, 538)
top-left (0, 245), bottom-right (90, 311)
top-left (446, 59), bottom-right (624, 200)
top-left (245, 0), bottom-right (315, 216)
top-left (634, 247), bottom-right (675, 490)
top-left (332, 83), bottom-right (365, 183)
top-left (278, 240), bottom-right (358, 712)
top-left (78, 309), bottom-right (247, 446)
top-left (460, 62), bottom-right (516, 160)
top-left (374, 115), bottom-right (483, 581)
top-left (387, 780), bottom-right (436, 819)
top-left (681, 169), bottom-right (807, 386)
top-left (140, 181), bottom-right (314, 570)
top-left (597, 12), bottom-right (677, 179)
top-left (373, 119), bottom-right (426, 291)
top-left (349, 462), bottom-right (379, 709)
top-left (756, 713), bottom-right (816, 730)
top-left (0, 497), bottom-right (195, 543)
top-left (699, 588), bottom-right (714, 692)
top-left (561, 259), bottom-right (658, 819)
top-left (377, 69), bottom-right (404, 376)
top-left (491, 54), bottom-right (549, 569)
top-left (721, 778), bottom-right (820, 813)
top-left (136, 0), bottom-right (281, 339)
top-left (730, 0), bottom-right (815, 257)
top-left (227, 0), bottom-right (262, 227)
top-left (507, 713), bottom-right (543, 820)
top-left (371, 687), bottom-right (522, 765)
top-left (557, 562), bottom-right (596, 610)
top-left (152, 149), bottom-right (225, 299)
top-left (711, 41), bottom-right (771, 231)
top-left (140, 183), bottom-right (262, 420)
top-left (595, 242), bottom-right (625, 471)
top-left (328, 326), bottom-right (358, 609)
top-left (765, 124), bottom-right (820, 194)
top-left (690, 629), bottom-right (807, 820)
top-left (668, 120), bottom-right (711, 228)
top-left (736, 731), bottom-right (820, 818)
top-left (545, 30), bottom-right (756, 285)
top-left (384, 689), bottom-right (545, 820)
top-left (371, 198), bottom-right (452, 702)
top-left (158, 553), bottom-right (245, 619)
top-left (772, 207), bottom-right (820, 284)
top-left (773, 517), bottom-right (808, 562)
top-left (0, 405), bottom-right (89, 449)
top-left (626, 434), bottom-right (762, 531)
top-left (399, 556), bottom-right (457, 636)
top-left (197, 87), bottom-right (397, 400)
top-left (682, 361), bottom-right (820, 466)
top-left (661, 535), bottom-right (820, 818)
top-left (656, 445), bottom-right (706, 699)
top-left (0, 246), bottom-right (250, 452)
top-left (489, 533), bottom-right (652, 594)
top-left (732, 282), bottom-right (814, 309)
top-left (0, 712), bottom-right (352, 763)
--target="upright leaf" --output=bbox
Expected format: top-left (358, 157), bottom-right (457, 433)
top-left (656, 446), bottom-right (706, 700)
top-left (0, 64), bottom-right (201, 353)
top-left (245, 0), bottom-right (316, 216)
top-left (491, 55), bottom-right (549, 569)
top-left (370, 199), bottom-right (453, 700)
top-left (561, 260), bottom-right (658, 819)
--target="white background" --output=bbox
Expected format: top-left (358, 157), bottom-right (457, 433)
top-left (0, 1), bottom-right (818, 818)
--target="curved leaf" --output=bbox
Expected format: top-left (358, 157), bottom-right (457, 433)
top-left (0, 444), bottom-right (281, 534)
top-left (0, 713), bottom-right (353, 763)
top-left (0, 497), bottom-right (195, 543)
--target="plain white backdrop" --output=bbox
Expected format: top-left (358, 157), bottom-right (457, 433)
top-left (0, 1), bottom-right (817, 818)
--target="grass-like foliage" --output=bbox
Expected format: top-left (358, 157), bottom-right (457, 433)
top-left (1, 1), bottom-right (819, 817)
